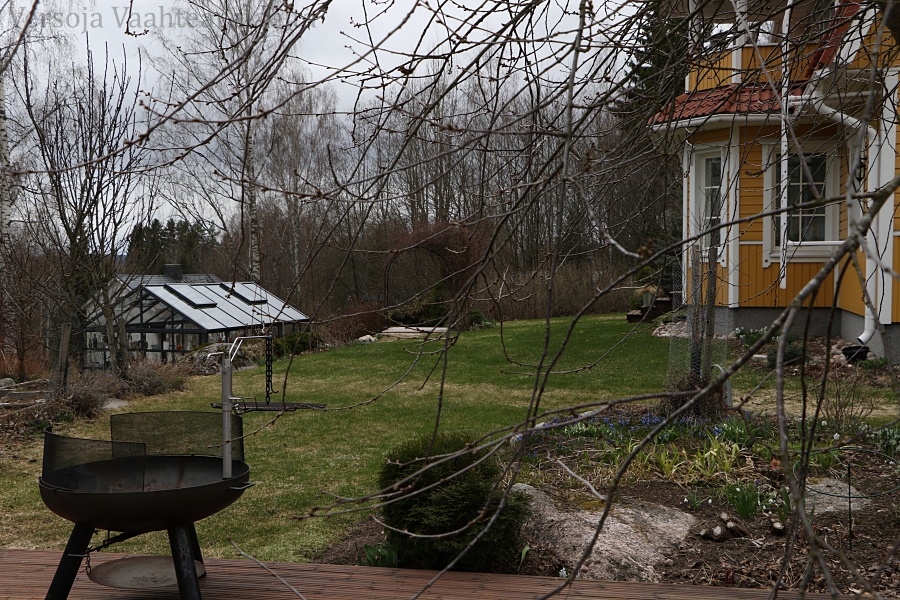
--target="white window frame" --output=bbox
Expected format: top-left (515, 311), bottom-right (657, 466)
top-left (692, 146), bottom-right (726, 260)
top-left (762, 144), bottom-right (840, 266)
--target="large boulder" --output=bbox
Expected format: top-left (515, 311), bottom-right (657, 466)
top-left (514, 483), bottom-right (695, 582)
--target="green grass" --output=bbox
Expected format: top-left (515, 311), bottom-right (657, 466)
top-left (3, 314), bottom-right (892, 563)
top-left (0, 315), bottom-right (669, 561)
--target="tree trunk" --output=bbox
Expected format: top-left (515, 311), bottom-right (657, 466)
top-left (244, 110), bottom-right (261, 283)
top-left (702, 245), bottom-right (718, 381)
top-left (100, 290), bottom-right (128, 378)
top-left (689, 245), bottom-right (703, 382)
top-left (56, 322), bottom-right (71, 393)
top-left (0, 76), bottom-right (11, 267)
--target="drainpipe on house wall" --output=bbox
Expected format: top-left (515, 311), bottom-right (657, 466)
top-left (788, 90), bottom-right (880, 346)
top-left (778, 0), bottom-right (795, 290)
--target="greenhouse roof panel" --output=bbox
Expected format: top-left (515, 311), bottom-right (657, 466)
top-left (140, 282), bottom-right (308, 331)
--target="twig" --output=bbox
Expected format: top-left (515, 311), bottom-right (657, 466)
top-left (229, 540), bottom-right (308, 599)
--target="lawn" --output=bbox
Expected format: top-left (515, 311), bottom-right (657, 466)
top-left (0, 314), bottom-right (895, 567)
top-left (0, 315), bottom-right (671, 561)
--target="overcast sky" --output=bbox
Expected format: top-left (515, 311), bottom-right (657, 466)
top-left (6, 0), bottom-right (603, 111)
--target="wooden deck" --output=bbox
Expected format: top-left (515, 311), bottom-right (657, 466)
top-left (1, 549), bottom-right (852, 599)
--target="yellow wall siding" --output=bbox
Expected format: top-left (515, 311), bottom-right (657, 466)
top-left (737, 138), bottom-right (766, 241)
top-left (691, 51), bottom-right (733, 91)
top-left (685, 263), bottom-right (732, 306)
top-left (848, 28), bottom-right (898, 72)
top-left (741, 45), bottom-right (782, 81)
top-left (737, 245), bottom-right (834, 308)
top-left (894, 245), bottom-right (900, 323)
top-left (894, 143), bottom-right (900, 233)
top-left (686, 30), bottom-right (896, 96)
top-left (690, 130), bottom-right (730, 146)
top-left (833, 250), bottom-right (865, 316)
top-left (688, 44), bottom-right (825, 94)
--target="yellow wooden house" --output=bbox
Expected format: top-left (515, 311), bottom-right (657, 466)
top-left (652, 0), bottom-right (899, 355)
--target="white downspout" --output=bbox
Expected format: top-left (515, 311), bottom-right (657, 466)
top-left (788, 91), bottom-right (879, 346)
top-left (778, 0), bottom-right (794, 290)
top-left (683, 144), bottom-right (691, 307)
top-left (858, 110), bottom-right (880, 347)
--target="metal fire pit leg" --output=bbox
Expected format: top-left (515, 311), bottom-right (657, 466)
top-left (168, 526), bottom-right (202, 600)
top-left (188, 523), bottom-right (206, 576)
top-left (46, 523), bottom-right (93, 600)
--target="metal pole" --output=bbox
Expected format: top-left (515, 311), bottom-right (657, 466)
top-left (222, 353), bottom-right (232, 480)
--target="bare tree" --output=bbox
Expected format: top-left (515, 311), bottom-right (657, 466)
top-left (9, 41), bottom-right (157, 383)
top-left (154, 0), bottom-right (331, 283)
top-left (5, 0), bottom-right (900, 596)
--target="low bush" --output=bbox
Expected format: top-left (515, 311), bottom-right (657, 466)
top-left (718, 416), bottom-right (773, 449)
top-left (272, 332), bottom-right (319, 358)
top-left (386, 296), bottom-right (448, 327)
top-left (822, 370), bottom-right (874, 436)
top-left (733, 327), bottom-right (767, 348)
top-left (379, 432), bottom-right (529, 572)
top-left (767, 343), bottom-right (804, 369)
top-left (126, 361), bottom-right (188, 396)
top-left (65, 370), bottom-right (126, 418)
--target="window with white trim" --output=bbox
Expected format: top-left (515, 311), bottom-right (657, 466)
top-left (762, 146), bottom-right (839, 265)
top-left (774, 153), bottom-right (828, 244)
top-left (697, 152), bottom-right (724, 249)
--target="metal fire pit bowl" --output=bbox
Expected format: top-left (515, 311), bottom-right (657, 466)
top-left (40, 453), bottom-right (250, 532)
top-left (40, 411), bottom-right (252, 600)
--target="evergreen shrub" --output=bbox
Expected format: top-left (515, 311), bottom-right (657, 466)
top-left (379, 432), bottom-right (528, 572)
top-left (766, 343), bottom-right (804, 369)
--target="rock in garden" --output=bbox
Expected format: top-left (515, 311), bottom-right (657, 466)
top-left (0, 378), bottom-right (15, 389)
top-left (513, 483), bottom-right (695, 582)
top-left (805, 479), bottom-right (870, 514)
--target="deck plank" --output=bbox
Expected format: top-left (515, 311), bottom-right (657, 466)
top-left (0, 549), bottom-right (853, 599)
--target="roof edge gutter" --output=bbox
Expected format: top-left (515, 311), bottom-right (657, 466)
top-left (650, 112), bottom-right (774, 133)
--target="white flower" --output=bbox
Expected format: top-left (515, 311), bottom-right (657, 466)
top-left (821, 420), bottom-right (828, 427)
top-left (834, 433), bottom-right (841, 441)
top-left (708, 499), bottom-right (713, 504)
top-left (684, 497), bottom-right (689, 503)
top-left (559, 568), bottom-right (568, 578)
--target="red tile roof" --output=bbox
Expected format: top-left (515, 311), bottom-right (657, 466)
top-left (653, 0), bottom-right (862, 127)
top-left (651, 83), bottom-right (805, 125)
top-left (802, 0), bottom-right (862, 79)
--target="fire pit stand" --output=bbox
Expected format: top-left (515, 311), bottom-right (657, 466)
top-left (47, 522), bottom-right (206, 599)
top-left (39, 411), bottom-right (251, 600)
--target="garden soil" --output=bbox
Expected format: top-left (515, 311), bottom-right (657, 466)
top-left (317, 470), bottom-right (900, 596)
